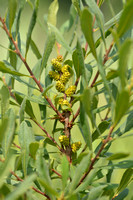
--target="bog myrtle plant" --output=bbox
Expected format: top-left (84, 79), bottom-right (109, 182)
top-left (0, 0), bottom-right (133, 199)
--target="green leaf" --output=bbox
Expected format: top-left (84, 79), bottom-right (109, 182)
top-left (88, 185), bottom-right (106, 200)
top-left (19, 97), bottom-right (26, 123)
top-left (29, 142), bottom-right (39, 159)
top-left (0, 61), bottom-right (29, 77)
top-left (0, 153), bottom-right (15, 188)
top-left (107, 153), bottom-right (130, 161)
top-left (36, 149), bottom-right (52, 185)
top-left (81, 8), bottom-right (97, 59)
top-left (0, 85), bottom-right (10, 119)
top-left (113, 88), bottom-right (130, 126)
top-left (61, 155), bottom-right (69, 190)
top-left (25, 0), bottom-right (40, 57)
top-left (97, 55), bottom-right (114, 101)
top-left (92, 121), bottom-right (110, 142)
top-left (68, 153), bottom-right (92, 195)
top-left (15, 92), bottom-right (36, 119)
top-left (30, 39), bottom-right (42, 59)
top-left (40, 32), bottom-right (55, 76)
top-left (0, 119), bottom-right (9, 144)
top-left (72, 40), bottom-right (86, 79)
top-left (2, 109), bottom-right (15, 158)
top-left (85, 0), bottom-right (105, 45)
top-left (48, 24), bottom-right (72, 53)
top-left (117, 0), bottom-right (133, 37)
top-left (19, 121), bottom-right (35, 176)
top-left (9, 44), bottom-right (17, 70)
top-left (5, 174), bottom-right (37, 200)
top-left (81, 88), bottom-right (92, 120)
top-left (118, 39), bottom-right (133, 89)
top-left (8, 0), bottom-right (17, 32)
top-left (116, 168), bottom-right (133, 194)
top-left (48, 0), bottom-right (59, 27)
top-left (79, 103), bottom-right (92, 150)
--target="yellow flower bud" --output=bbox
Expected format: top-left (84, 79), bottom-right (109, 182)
top-left (51, 58), bottom-right (62, 71)
top-left (56, 55), bottom-right (63, 62)
top-left (49, 71), bottom-right (60, 81)
top-left (59, 135), bottom-right (69, 146)
top-left (65, 85), bottom-right (76, 97)
top-left (60, 71), bottom-right (71, 84)
top-left (71, 141), bottom-right (81, 153)
top-left (56, 81), bottom-right (65, 92)
top-left (61, 65), bottom-right (69, 73)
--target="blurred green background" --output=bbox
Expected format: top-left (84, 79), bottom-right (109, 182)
top-left (1, 0), bottom-right (133, 199)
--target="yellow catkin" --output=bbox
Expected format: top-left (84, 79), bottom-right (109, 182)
top-left (56, 81), bottom-right (65, 92)
top-left (51, 58), bottom-right (62, 71)
top-left (71, 142), bottom-right (81, 153)
top-left (59, 135), bottom-right (69, 146)
top-left (65, 85), bottom-right (76, 97)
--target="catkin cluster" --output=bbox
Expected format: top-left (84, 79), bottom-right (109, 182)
top-left (49, 56), bottom-right (81, 153)
top-left (49, 56), bottom-right (76, 95)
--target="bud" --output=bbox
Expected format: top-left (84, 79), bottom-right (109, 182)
top-left (61, 65), bottom-right (69, 73)
top-left (60, 71), bottom-right (71, 84)
top-left (57, 55), bottom-right (63, 62)
top-left (56, 81), bottom-right (65, 92)
top-left (71, 141), bottom-right (81, 153)
top-left (51, 58), bottom-right (62, 71)
top-left (59, 135), bottom-right (69, 146)
top-left (49, 71), bottom-right (60, 81)
top-left (65, 85), bottom-right (76, 97)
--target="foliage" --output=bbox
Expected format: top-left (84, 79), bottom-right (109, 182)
top-left (0, 0), bottom-right (133, 199)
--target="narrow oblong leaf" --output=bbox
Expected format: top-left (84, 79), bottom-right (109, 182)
top-left (61, 155), bottom-right (69, 190)
top-left (19, 121), bottom-right (35, 176)
top-left (72, 40), bottom-right (86, 79)
top-left (85, 0), bottom-right (105, 45)
top-left (40, 32), bottom-right (55, 76)
top-left (5, 174), bottom-right (37, 200)
top-left (30, 39), bottom-right (42, 59)
top-left (48, 0), bottom-right (59, 26)
top-left (117, 0), bottom-right (133, 37)
top-left (118, 39), bottom-right (133, 89)
top-left (0, 85), bottom-right (10, 119)
top-left (81, 8), bottom-right (97, 59)
top-left (8, 0), bottom-right (17, 32)
top-left (116, 168), bottom-right (133, 194)
top-left (107, 153), bottom-right (130, 161)
top-left (0, 61), bottom-right (29, 77)
top-left (113, 88), bottom-right (130, 126)
top-left (19, 97), bottom-right (26, 123)
top-left (25, 0), bottom-right (40, 57)
top-left (2, 109), bottom-right (15, 158)
top-left (79, 103), bottom-right (92, 150)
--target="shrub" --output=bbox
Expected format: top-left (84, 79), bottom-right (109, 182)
top-left (0, 0), bottom-right (133, 199)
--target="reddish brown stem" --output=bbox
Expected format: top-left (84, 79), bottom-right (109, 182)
top-left (32, 119), bottom-right (62, 152)
top-left (10, 170), bottom-right (51, 200)
top-left (77, 125), bottom-right (115, 186)
top-left (51, 169), bottom-right (62, 178)
top-left (70, 107), bottom-right (80, 127)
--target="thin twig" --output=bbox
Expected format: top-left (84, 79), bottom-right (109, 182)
top-left (51, 169), bottom-right (62, 178)
top-left (70, 107), bottom-right (80, 127)
top-left (77, 125), bottom-right (115, 186)
top-left (32, 119), bottom-right (63, 152)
